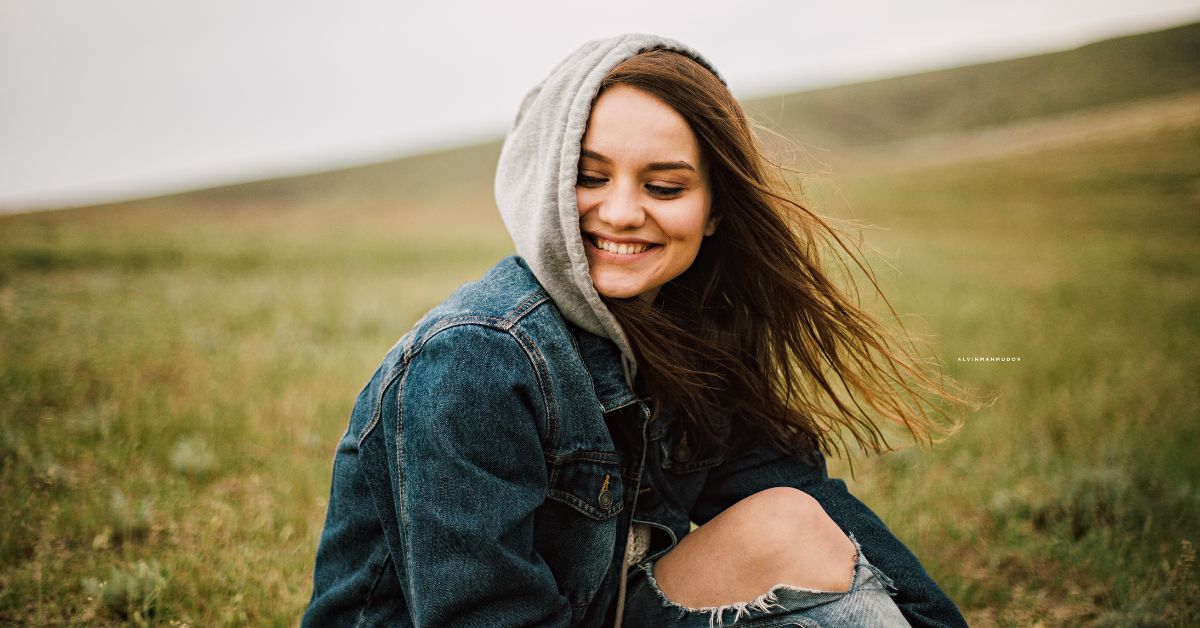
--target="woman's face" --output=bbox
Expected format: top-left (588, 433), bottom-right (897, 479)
top-left (577, 84), bottom-right (716, 302)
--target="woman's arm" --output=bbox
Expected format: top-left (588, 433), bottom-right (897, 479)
top-left (689, 436), bottom-right (967, 628)
top-left (382, 323), bottom-right (572, 627)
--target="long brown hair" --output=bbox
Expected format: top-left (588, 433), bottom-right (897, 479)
top-left (597, 48), bottom-right (982, 460)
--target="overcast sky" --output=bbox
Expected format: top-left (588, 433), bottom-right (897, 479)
top-left (2, 1), bottom-right (1197, 211)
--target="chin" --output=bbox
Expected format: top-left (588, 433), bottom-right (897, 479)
top-left (595, 286), bottom-right (643, 300)
top-left (591, 277), bottom-right (647, 300)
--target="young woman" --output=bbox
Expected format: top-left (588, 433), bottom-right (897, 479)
top-left (304, 33), bottom-right (974, 628)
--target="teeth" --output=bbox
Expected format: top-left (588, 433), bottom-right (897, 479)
top-left (593, 236), bottom-right (650, 255)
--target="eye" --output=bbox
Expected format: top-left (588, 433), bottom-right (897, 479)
top-left (577, 173), bottom-right (606, 188)
top-left (646, 183), bottom-right (685, 198)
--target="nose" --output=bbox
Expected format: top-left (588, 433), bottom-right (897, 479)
top-left (596, 181), bottom-right (645, 230)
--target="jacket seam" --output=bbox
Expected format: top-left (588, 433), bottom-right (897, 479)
top-left (408, 317), bottom-right (557, 444)
top-left (543, 450), bottom-right (621, 465)
top-left (505, 291), bottom-right (550, 326)
top-left (392, 357), bottom-right (419, 609)
top-left (507, 323), bottom-right (560, 446)
top-left (356, 360), bottom-right (406, 448)
top-left (411, 290), bottom-right (549, 340)
top-left (355, 333), bottom-right (414, 449)
top-left (409, 296), bottom-right (558, 446)
top-left (377, 293), bottom-right (556, 445)
top-left (545, 489), bottom-right (624, 521)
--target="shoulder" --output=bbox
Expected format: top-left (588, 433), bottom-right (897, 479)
top-left (408, 256), bottom-right (562, 344)
top-left (402, 323), bottom-right (545, 405)
top-left (401, 255), bottom-right (580, 393)
top-left (349, 257), bottom-right (584, 450)
top-left (395, 258), bottom-right (572, 445)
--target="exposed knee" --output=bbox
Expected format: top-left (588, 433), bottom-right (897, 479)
top-left (724, 488), bottom-right (836, 539)
top-left (732, 487), bottom-right (825, 525)
top-left (652, 487), bottom-right (858, 609)
top-left (720, 487), bottom-right (856, 590)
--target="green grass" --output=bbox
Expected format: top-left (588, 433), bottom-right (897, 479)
top-left (2, 23), bottom-right (1199, 626)
top-left (3, 127), bottom-right (1195, 625)
top-left (821, 128), bottom-right (1200, 625)
top-left (0, 191), bottom-right (514, 624)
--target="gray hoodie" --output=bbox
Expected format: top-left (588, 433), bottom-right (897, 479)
top-left (493, 33), bottom-right (725, 385)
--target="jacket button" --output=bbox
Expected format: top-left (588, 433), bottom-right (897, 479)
top-left (673, 442), bottom-right (692, 463)
top-left (598, 489), bottom-right (614, 509)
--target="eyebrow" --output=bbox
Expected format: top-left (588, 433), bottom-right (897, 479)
top-left (580, 147), bottom-right (696, 173)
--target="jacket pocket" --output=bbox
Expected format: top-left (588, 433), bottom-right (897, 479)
top-left (545, 451), bottom-right (625, 520)
top-left (535, 452), bottom-right (624, 618)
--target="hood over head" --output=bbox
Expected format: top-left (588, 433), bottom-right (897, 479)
top-left (494, 33), bottom-right (725, 383)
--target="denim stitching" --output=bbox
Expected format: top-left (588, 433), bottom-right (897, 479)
top-left (545, 458), bottom-right (624, 520)
top-left (600, 394), bottom-right (640, 413)
top-left (543, 450), bottom-right (622, 465)
top-left (356, 358), bottom-right (406, 448)
top-left (406, 319), bottom-right (557, 447)
top-left (387, 315), bottom-right (560, 612)
top-left (668, 455), bottom-right (725, 474)
top-left (508, 323), bottom-right (560, 446)
top-left (546, 488), bottom-right (624, 520)
top-left (392, 356), bottom-right (419, 609)
top-left (502, 292), bottom-right (550, 327)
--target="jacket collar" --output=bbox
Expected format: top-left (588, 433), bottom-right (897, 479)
top-left (570, 324), bottom-right (639, 414)
top-left (570, 324), bottom-right (677, 440)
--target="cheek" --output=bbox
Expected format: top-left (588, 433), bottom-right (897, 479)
top-left (660, 200), bottom-right (711, 244)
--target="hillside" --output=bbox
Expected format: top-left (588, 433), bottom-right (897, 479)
top-left (742, 20), bottom-right (1200, 149)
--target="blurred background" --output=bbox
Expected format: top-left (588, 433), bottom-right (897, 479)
top-left (1, 1), bottom-right (1198, 624)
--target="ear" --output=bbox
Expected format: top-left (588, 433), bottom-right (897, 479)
top-left (704, 213), bottom-right (721, 237)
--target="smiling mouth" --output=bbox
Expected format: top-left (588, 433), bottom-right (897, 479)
top-left (588, 234), bottom-right (658, 256)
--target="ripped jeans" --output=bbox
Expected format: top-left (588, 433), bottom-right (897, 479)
top-left (620, 534), bottom-right (909, 628)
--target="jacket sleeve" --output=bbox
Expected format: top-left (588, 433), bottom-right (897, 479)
top-left (689, 433), bottom-right (967, 628)
top-left (385, 324), bottom-right (571, 627)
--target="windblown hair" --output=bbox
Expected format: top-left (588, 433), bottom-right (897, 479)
top-left (596, 49), bottom-right (981, 460)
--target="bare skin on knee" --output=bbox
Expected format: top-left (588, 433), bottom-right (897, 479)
top-left (653, 487), bottom-right (857, 608)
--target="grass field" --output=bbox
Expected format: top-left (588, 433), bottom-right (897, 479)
top-left (2, 25), bottom-right (1198, 627)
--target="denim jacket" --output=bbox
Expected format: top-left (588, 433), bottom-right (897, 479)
top-left (303, 256), bottom-right (966, 627)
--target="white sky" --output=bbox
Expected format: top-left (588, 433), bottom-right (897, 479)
top-left (2, 1), bottom-right (1197, 211)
